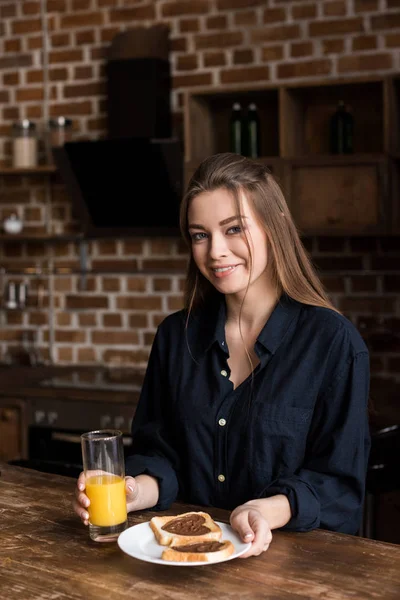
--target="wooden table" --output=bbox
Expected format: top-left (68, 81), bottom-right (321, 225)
top-left (0, 464), bottom-right (399, 599)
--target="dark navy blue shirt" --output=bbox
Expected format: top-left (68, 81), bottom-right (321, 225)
top-left (126, 294), bottom-right (370, 534)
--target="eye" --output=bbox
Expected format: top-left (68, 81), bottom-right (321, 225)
top-left (227, 225), bottom-right (242, 235)
top-left (191, 232), bottom-right (208, 242)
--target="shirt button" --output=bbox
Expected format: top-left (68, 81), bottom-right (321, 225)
top-left (218, 474), bottom-right (225, 482)
top-left (220, 369), bottom-right (228, 377)
top-left (221, 341), bottom-right (225, 346)
top-left (218, 418), bottom-right (226, 427)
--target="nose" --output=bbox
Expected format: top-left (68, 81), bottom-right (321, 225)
top-left (209, 232), bottom-right (229, 260)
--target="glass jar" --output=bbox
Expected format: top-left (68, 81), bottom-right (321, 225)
top-left (48, 117), bottom-right (73, 147)
top-left (12, 120), bottom-right (38, 168)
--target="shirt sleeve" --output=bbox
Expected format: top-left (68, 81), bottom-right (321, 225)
top-left (262, 350), bottom-right (371, 533)
top-left (125, 327), bottom-right (180, 511)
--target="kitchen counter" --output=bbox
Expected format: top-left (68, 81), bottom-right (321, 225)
top-left (0, 463), bottom-right (399, 600)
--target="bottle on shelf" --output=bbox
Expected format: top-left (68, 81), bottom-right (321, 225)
top-left (230, 102), bottom-right (246, 155)
top-left (246, 103), bottom-right (261, 158)
top-left (12, 120), bottom-right (38, 168)
top-left (329, 101), bottom-right (354, 154)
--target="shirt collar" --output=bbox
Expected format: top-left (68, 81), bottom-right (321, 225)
top-left (189, 293), bottom-right (302, 359)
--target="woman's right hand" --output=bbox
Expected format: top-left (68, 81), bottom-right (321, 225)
top-left (72, 472), bottom-right (141, 525)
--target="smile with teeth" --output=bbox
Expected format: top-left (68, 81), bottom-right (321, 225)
top-left (212, 265), bottom-right (237, 272)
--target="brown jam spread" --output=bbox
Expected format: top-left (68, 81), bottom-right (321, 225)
top-left (172, 542), bottom-right (224, 553)
top-left (162, 514), bottom-right (210, 536)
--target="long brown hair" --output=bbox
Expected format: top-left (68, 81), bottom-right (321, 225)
top-left (180, 152), bottom-right (338, 314)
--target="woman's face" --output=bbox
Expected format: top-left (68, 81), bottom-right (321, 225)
top-left (188, 188), bottom-right (270, 298)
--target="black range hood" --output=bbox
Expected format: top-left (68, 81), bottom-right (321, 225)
top-left (53, 26), bottom-right (183, 238)
top-left (53, 137), bottom-right (183, 238)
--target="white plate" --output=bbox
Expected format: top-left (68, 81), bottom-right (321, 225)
top-left (118, 520), bottom-right (251, 566)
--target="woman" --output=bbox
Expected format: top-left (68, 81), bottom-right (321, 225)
top-left (73, 153), bottom-right (370, 558)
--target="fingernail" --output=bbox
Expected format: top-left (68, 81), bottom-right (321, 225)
top-left (78, 483), bottom-right (84, 490)
top-left (244, 533), bottom-right (253, 539)
top-left (127, 485), bottom-right (134, 492)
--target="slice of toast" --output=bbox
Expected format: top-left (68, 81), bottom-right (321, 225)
top-left (161, 539), bottom-right (235, 563)
top-left (149, 511), bottom-right (222, 546)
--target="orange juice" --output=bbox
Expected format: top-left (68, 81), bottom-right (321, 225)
top-left (86, 474), bottom-right (127, 527)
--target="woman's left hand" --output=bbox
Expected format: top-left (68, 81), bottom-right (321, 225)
top-left (230, 503), bottom-right (272, 558)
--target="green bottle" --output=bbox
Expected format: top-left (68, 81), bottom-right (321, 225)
top-left (230, 102), bottom-right (245, 155)
top-left (247, 103), bottom-right (261, 158)
top-left (330, 101), bottom-right (354, 154)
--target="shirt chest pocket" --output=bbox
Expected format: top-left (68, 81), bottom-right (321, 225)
top-left (250, 404), bottom-right (313, 483)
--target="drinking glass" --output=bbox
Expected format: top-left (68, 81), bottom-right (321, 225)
top-left (81, 430), bottom-right (128, 542)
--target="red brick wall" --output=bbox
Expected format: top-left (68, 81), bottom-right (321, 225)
top-left (1, 0), bottom-right (400, 410)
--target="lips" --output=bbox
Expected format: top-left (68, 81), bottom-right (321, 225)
top-left (210, 264), bottom-right (240, 279)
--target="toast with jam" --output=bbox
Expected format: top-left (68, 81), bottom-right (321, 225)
top-left (150, 511), bottom-right (223, 547)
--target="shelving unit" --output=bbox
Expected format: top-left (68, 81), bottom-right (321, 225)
top-left (184, 75), bottom-right (399, 235)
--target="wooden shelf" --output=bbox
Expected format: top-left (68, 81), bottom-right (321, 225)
top-left (0, 166), bottom-right (57, 175)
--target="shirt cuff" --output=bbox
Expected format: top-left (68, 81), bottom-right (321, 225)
top-left (125, 454), bottom-right (179, 511)
top-left (262, 476), bottom-right (321, 532)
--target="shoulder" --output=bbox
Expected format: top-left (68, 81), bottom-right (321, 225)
top-left (154, 310), bottom-right (187, 343)
top-left (298, 303), bottom-right (368, 358)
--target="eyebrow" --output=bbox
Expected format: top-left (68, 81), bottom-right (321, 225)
top-left (188, 215), bottom-right (248, 230)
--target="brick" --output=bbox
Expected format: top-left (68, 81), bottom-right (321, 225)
top-left (320, 275), bottom-right (346, 293)
top-left (16, 87), bottom-right (44, 102)
top-left (4, 39), bottom-right (22, 53)
top-left (48, 0), bottom-right (67, 10)
top-left (217, 0), bottom-right (265, 8)
top-left (317, 237), bottom-right (346, 252)
top-left (49, 49), bottom-right (83, 63)
top-left (72, 0), bottom-right (91, 9)
top-left (372, 14), bottom-right (400, 29)
top-left (109, 6), bottom-right (156, 22)
top-left (91, 47), bottom-right (107, 61)
top-left (277, 59), bottom-right (331, 79)
top-left (144, 332), bottom-right (156, 346)
top-left (263, 8), bottom-right (286, 23)
top-left (88, 117), bottom-right (107, 131)
top-left (125, 277), bottom-right (147, 293)
top-left (340, 297), bottom-right (396, 313)
top-left (162, 1), bottom-right (210, 16)
top-left (77, 347), bottom-right (96, 362)
top-left (292, 4), bottom-right (317, 19)
top-left (261, 45), bottom-right (284, 61)
top-left (171, 37), bottom-right (188, 52)
top-left (100, 27), bottom-right (119, 43)
top-left (167, 296), bottom-right (184, 310)
top-left (54, 278), bottom-right (72, 292)
top-left (29, 312), bottom-right (47, 326)
top-left (55, 330), bottom-right (86, 343)
top-left (350, 233), bottom-right (377, 251)
top-left (173, 73), bottom-right (212, 88)
top-left (1, 3), bottom-right (17, 18)
top-left (57, 347), bottom-right (74, 362)
top-left (234, 10), bottom-right (257, 26)
top-left (103, 349), bottom-right (149, 364)
top-left (309, 18), bottom-right (363, 37)
top-left (380, 237), bottom-right (400, 252)
top-left (122, 240), bottom-right (143, 254)
top-left (195, 31), bottom-right (243, 49)
top-left (56, 313), bottom-right (72, 325)
top-left (26, 105), bottom-right (43, 119)
top-left (338, 53), bottom-right (392, 73)
top-left (323, 1), bottom-right (347, 16)
top-left (313, 256), bottom-right (363, 270)
top-left (64, 82), bottom-right (105, 98)
top-left (352, 35), bottom-right (377, 51)
top-left (354, 0), bottom-right (379, 11)
top-left (103, 314), bottom-right (123, 328)
top-left (3, 243), bottom-right (23, 258)
top-left (204, 51), bottom-right (226, 67)
top-left (92, 331), bottom-right (139, 345)
top-left (91, 259), bottom-right (139, 271)
top-left (50, 100), bottom-right (93, 116)
top-left (74, 66), bottom-right (93, 79)
top-left (152, 278), bottom-right (172, 292)
top-left (49, 67), bottom-right (68, 81)
top-left (116, 296), bottom-right (162, 310)
top-left (387, 0), bottom-right (400, 6)
top-left (28, 36), bottom-right (43, 50)
top-left (12, 18), bottom-right (42, 34)
top-left (384, 275), bottom-right (400, 291)
top-left (65, 295), bottom-right (108, 309)
top-left (221, 66), bottom-right (270, 84)
top-left (129, 314), bottom-right (148, 328)
top-left (102, 278), bottom-right (120, 292)
top-left (78, 314), bottom-right (97, 327)
top-left (3, 72), bottom-right (20, 85)
top-left (60, 12), bottom-right (104, 28)
top-left (385, 33), bottom-right (400, 48)
top-left (290, 41), bottom-right (313, 58)
top-left (0, 55), bottom-right (33, 69)
top-left (179, 18), bottom-right (200, 33)
top-left (0, 90), bottom-right (10, 103)
top-left (26, 69), bottom-right (43, 84)
top-left (251, 25), bottom-right (300, 43)
top-left (350, 276), bottom-right (378, 292)
top-left (206, 15), bottom-right (227, 29)
top-left (150, 240), bottom-right (175, 255)
top-left (51, 32), bottom-right (71, 47)
top-left (177, 54), bottom-right (198, 71)
top-left (233, 49), bottom-right (254, 65)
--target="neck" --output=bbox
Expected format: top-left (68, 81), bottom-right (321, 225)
top-left (225, 277), bottom-right (280, 333)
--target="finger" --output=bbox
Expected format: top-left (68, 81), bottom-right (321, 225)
top-left (230, 511), bottom-right (255, 543)
top-left (125, 476), bottom-right (139, 502)
top-left (77, 471), bottom-right (86, 492)
top-left (72, 499), bottom-right (89, 524)
top-left (75, 489), bottom-right (90, 508)
top-left (239, 512), bottom-right (272, 558)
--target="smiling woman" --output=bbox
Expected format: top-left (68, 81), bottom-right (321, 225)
top-left (73, 153), bottom-right (371, 559)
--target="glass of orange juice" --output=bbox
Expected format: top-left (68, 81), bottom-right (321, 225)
top-left (81, 430), bottom-right (128, 542)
